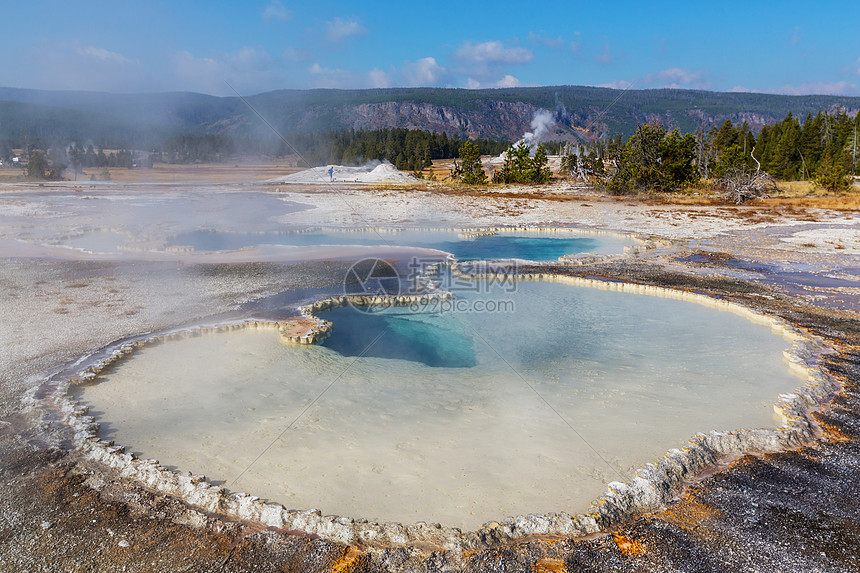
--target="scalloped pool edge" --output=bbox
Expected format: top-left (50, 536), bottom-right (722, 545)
top-left (53, 274), bottom-right (838, 552)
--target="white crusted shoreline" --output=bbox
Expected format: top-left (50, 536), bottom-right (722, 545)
top-left (47, 267), bottom-right (839, 551)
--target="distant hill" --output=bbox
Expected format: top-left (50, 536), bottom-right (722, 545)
top-left (1, 85), bottom-right (859, 147)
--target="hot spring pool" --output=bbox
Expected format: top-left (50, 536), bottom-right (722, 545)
top-left (167, 229), bottom-right (635, 260)
top-left (73, 280), bottom-right (803, 529)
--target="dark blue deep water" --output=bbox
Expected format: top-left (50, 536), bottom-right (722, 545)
top-left (320, 307), bottom-right (476, 368)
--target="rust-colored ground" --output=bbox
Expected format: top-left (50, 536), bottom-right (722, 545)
top-left (279, 316), bottom-right (321, 337)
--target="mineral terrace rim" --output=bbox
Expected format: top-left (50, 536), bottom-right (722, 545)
top-left (37, 270), bottom-right (841, 551)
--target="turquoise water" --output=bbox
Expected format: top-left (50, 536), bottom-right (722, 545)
top-left (321, 308), bottom-right (476, 367)
top-left (167, 229), bottom-right (631, 261)
top-left (75, 280), bottom-right (802, 529)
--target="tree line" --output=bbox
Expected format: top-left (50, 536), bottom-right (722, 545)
top-left (753, 110), bottom-right (859, 183)
top-left (24, 147), bottom-right (136, 180)
top-left (281, 128), bottom-right (509, 171)
top-left (558, 108), bottom-right (859, 196)
top-left (4, 128), bottom-right (511, 178)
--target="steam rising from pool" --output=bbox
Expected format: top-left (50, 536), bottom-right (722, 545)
top-left (167, 229), bottom-right (632, 261)
top-left (74, 281), bottom-right (802, 529)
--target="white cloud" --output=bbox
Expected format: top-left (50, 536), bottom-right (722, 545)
top-left (308, 62), bottom-right (386, 89)
top-left (262, 0), bottom-right (291, 22)
top-left (175, 51), bottom-right (217, 76)
top-left (309, 63), bottom-right (328, 74)
top-left (172, 47), bottom-right (284, 94)
top-left (401, 57), bottom-right (447, 87)
top-left (368, 68), bottom-right (390, 88)
top-left (495, 75), bottom-right (521, 88)
top-left (596, 80), bottom-right (633, 90)
top-left (528, 32), bottom-right (564, 49)
top-left (456, 41), bottom-right (532, 66)
top-left (454, 41), bottom-right (532, 83)
top-left (0, 41), bottom-right (153, 92)
top-left (595, 44), bottom-right (614, 65)
top-left (77, 46), bottom-right (131, 64)
top-left (771, 81), bottom-right (859, 96)
top-left (463, 75), bottom-right (523, 89)
top-left (644, 67), bottom-right (712, 90)
top-left (598, 68), bottom-right (710, 91)
top-left (325, 17), bottom-right (368, 42)
top-left (728, 85), bottom-right (750, 93)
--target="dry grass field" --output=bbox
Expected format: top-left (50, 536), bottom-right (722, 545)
top-left (97, 161), bottom-right (304, 184)
top-left (2, 157), bottom-right (858, 213)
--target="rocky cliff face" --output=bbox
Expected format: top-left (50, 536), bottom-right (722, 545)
top-left (209, 91), bottom-right (860, 142)
top-left (682, 109), bottom-right (779, 133)
top-left (336, 100), bottom-right (541, 141)
top-left (267, 100), bottom-right (788, 142)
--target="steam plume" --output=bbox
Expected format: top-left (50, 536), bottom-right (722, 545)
top-left (521, 109), bottom-right (555, 149)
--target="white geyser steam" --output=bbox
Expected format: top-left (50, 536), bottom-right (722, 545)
top-left (502, 109), bottom-right (555, 157)
top-left (495, 109), bottom-right (556, 166)
top-left (521, 109), bottom-right (556, 150)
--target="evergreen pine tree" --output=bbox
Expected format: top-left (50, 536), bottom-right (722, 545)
top-left (815, 152), bottom-right (851, 192)
top-left (772, 116), bottom-right (801, 180)
top-left (459, 141), bottom-right (487, 185)
top-left (27, 151), bottom-right (48, 179)
top-left (530, 144), bottom-right (553, 183)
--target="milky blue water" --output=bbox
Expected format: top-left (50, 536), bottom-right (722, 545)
top-left (77, 279), bottom-right (803, 529)
top-left (168, 229), bottom-right (632, 261)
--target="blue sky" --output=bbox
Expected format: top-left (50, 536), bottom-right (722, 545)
top-left (3, 0), bottom-right (859, 96)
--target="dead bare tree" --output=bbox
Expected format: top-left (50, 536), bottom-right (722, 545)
top-left (443, 159), bottom-right (463, 181)
top-left (560, 152), bottom-right (589, 181)
top-left (716, 146), bottom-right (777, 204)
top-left (852, 123), bottom-right (858, 175)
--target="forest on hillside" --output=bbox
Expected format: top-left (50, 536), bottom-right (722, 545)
top-left (551, 108), bottom-right (859, 199)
